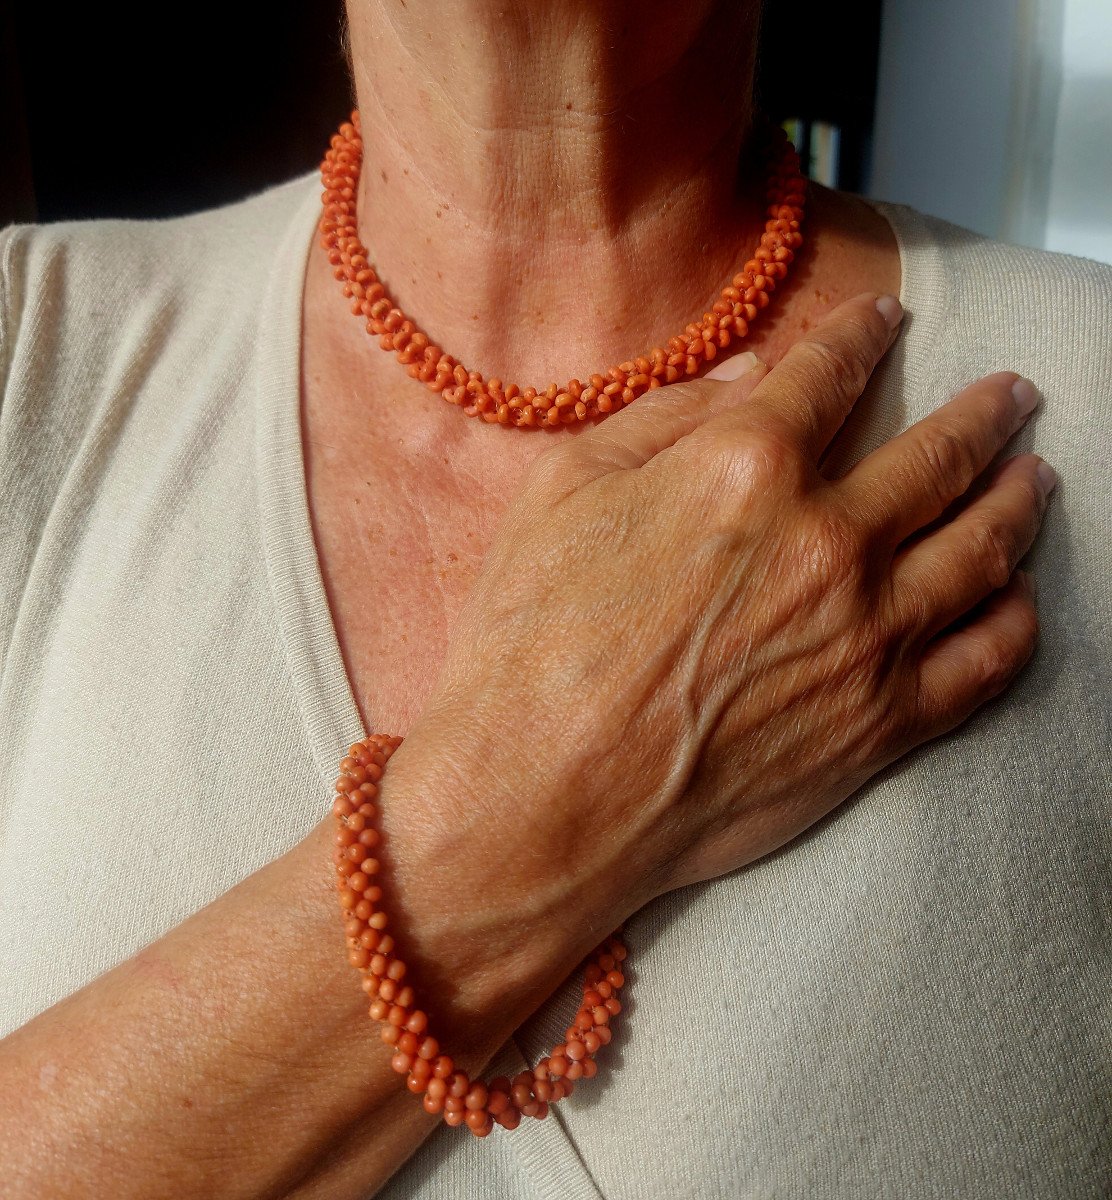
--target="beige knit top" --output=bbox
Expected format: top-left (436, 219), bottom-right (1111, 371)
top-left (1, 173), bottom-right (1109, 1198)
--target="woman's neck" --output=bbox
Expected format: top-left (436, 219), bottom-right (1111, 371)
top-left (345, 0), bottom-right (767, 384)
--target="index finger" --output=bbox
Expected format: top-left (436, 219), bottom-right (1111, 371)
top-left (716, 291), bottom-right (903, 461)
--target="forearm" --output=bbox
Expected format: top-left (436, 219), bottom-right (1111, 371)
top-left (0, 736), bottom-right (624, 1199)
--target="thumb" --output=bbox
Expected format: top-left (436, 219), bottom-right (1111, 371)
top-left (561, 350), bottom-right (768, 479)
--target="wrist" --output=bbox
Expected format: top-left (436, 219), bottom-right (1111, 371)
top-left (360, 725), bottom-right (630, 1056)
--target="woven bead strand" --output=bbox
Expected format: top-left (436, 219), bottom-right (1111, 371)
top-left (333, 733), bottom-right (628, 1136)
top-left (319, 110), bottom-right (807, 427)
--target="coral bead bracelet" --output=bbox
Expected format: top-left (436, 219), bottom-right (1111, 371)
top-left (332, 734), bottom-right (628, 1137)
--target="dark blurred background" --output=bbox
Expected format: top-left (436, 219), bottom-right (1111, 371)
top-left (0, 0), bottom-right (883, 225)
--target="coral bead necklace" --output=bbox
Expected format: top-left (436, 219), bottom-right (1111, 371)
top-left (319, 109), bottom-right (807, 428)
top-left (324, 112), bottom-right (807, 1136)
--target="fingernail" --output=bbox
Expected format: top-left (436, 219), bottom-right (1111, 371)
top-left (704, 350), bottom-right (761, 382)
top-left (1012, 377), bottom-right (1041, 418)
top-left (1036, 460), bottom-right (1058, 495)
top-left (875, 294), bottom-right (903, 329)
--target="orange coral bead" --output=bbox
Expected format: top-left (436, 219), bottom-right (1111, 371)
top-left (405, 1009), bottom-right (429, 1035)
top-left (466, 1110), bottom-right (494, 1135)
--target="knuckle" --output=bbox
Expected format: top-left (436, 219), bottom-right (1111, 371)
top-left (968, 517), bottom-right (1018, 592)
top-left (715, 427), bottom-right (800, 497)
top-left (801, 334), bottom-right (871, 397)
top-left (976, 610), bottom-right (1038, 695)
top-left (975, 640), bottom-right (1020, 694)
top-left (913, 423), bottom-right (973, 503)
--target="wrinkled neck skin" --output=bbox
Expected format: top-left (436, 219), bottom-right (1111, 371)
top-left (343, 0), bottom-right (769, 385)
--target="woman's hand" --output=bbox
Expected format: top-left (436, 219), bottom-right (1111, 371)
top-left (410, 292), bottom-right (1053, 912)
top-left (0, 291), bottom-right (1053, 1200)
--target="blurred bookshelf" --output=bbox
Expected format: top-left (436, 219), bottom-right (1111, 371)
top-left (781, 119), bottom-right (842, 187)
top-left (759, 0), bottom-right (884, 193)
